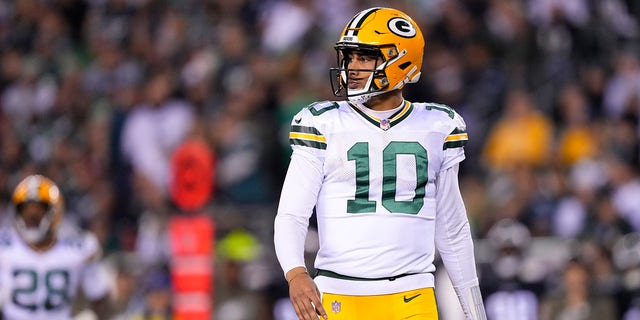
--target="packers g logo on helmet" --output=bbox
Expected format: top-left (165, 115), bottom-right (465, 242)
top-left (330, 7), bottom-right (425, 104)
top-left (388, 18), bottom-right (416, 38)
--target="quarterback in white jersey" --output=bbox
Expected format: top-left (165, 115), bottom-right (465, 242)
top-left (274, 7), bottom-right (486, 320)
top-left (0, 175), bottom-right (112, 320)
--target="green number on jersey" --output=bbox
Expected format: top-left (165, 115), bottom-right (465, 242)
top-left (347, 141), bottom-right (428, 214)
top-left (307, 102), bottom-right (339, 116)
top-left (12, 269), bottom-right (71, 311)
top-left (347, 142), bottom-right (376, 213)
top-left (425, 103), bottom-right (455, 119)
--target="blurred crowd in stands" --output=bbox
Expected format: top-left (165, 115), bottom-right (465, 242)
top-left (1, 0), bottom-right (640, 319)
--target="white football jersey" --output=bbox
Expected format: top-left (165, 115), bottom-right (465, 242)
top-left (0, 227), bottom-right (109, 320)
top-left (283, 99), bottom-right (468, 279)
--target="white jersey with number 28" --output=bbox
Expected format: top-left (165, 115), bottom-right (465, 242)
top-left (0, 227), bottom-right (110, 320)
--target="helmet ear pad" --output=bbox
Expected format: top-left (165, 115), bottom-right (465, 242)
top-left (374, 76), bottom-right (389, 89)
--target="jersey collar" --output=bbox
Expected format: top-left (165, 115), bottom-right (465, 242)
top-left (349, 100), bottom-right (413, 131)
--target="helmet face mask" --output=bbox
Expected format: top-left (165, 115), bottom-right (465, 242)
top-left (330, 46), bottom-right (387, 103)
top-left (12, 175), bottom-right (63, 245)
top-left (330, 7), bottom-right (424, 104)
top-left (15, 202), bottom-right (54, 244)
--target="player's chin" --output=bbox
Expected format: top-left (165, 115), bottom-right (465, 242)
top-left (348, 83), bottom-right (363, 90)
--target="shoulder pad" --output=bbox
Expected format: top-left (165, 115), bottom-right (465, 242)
top-left (59, 231), bottom-right (101, 257)
top-left (444, 110), bottom-right (468, 150)
top-left (424, 102), bottom-right (457, 119)
top-left (416, 102), bottom-right (467, 149)
top-left (288, 101), bottom-right (342, 151)
top-left (420, 102), bottom-right (465, 128)
top-left (291, 101), bottom-right (340, 125)
top-left (450, 108), bottom-right (467, 132)
top-left (305, 101), bottom-right (340, 116)
top-left (59, 234), bottom-right (87, 249)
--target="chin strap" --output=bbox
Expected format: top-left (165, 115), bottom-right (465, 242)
top-left (454, 284), bottom-right (487, 320)
top-left (347, 91), bottom-right (380, 105)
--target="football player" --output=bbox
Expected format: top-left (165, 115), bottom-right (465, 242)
top-left (0, 175), bottom-right (112, 320)
top-left (274, 7), bottom-right (487, 320)
top-left (613, 232), bottom-right (640, 319)
top-left (480, 219), bottom-right (544, 320)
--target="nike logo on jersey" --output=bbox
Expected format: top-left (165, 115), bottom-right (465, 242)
top-left (294, 117), bottom-right (302, 124)
top-left (403, 293), bottom-right (421, 303)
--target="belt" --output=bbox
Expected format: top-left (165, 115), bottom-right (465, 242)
top-left (315, 269), bottom-right (419, 281)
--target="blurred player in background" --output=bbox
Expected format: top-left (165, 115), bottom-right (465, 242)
top-left (613, 232), bottom-right (640, 319)
top-left (0, 174), bottom-right (112, 320)
top-left (274, 7), bottom-right (486, 320)
top-left (479, 219), bottom-right (545, 320)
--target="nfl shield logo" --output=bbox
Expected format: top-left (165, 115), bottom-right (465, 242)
top-left (331, 300), bottom-right (341, 313)
top-left (380, 118), bottom-right (390, 130)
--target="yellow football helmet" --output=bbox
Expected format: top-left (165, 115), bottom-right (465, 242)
top-left (12, 174), bottom-right (64, 244)
top-left (330, 7), bottom-right (425, 104)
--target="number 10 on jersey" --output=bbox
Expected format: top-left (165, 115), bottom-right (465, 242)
top-left (347, 141), bottom-right (428, 215)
